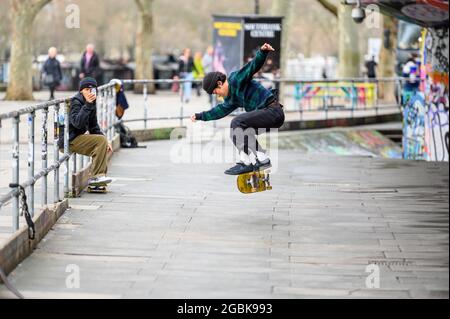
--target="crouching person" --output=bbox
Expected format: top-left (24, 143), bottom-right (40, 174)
top-left (59, 77), bottom-right (112, 186)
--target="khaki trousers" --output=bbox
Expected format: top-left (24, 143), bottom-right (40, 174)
top-left (69, 134), bottom-right (108, 178)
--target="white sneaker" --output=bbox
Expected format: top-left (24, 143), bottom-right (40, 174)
top-left (89, 176), bottom-right (112, 186)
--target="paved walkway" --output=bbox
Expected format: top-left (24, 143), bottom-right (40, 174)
top-left (0, 133), bottom-right (448, 299)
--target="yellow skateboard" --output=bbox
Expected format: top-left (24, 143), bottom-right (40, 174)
top-left (87, 182), bottom-right (108, 194)
top-left (237, 169), bottom-right (272, 194)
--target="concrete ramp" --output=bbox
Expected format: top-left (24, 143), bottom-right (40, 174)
top-left (278, 129), bottom-right (402, 159)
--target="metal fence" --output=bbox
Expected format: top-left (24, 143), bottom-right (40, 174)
top-left (0, 82), bottom-right (116, 233)
top-left (118, 77), bottom-right (403, 129)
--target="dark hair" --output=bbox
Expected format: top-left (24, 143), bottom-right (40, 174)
top-left (218, 73), bottom-right (227, 83)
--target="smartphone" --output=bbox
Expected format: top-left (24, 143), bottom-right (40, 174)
top-left (90, 88), bottom-right (97, 97)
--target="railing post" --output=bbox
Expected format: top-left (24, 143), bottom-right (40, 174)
top-left (143, 83), bottom-right (148, 129)
top-left (41, 107), bottom-right (48, 206)
top-left (12, 115), bottom-right (20, 232)
top-left (64, 100), bottom-right (70, 197)
top-left (53, 104), bottom-right (60, 203)
top-left (180, 95), bottom-right (184, 128)
top-left (351, 80), bottom-right (356, 119)
top-left (375, 79), bottom-right (379, 116)
top-left (28, 111), bottom-right (35, 216)
top-left (110, 85), bottom-right (116, 140)
top-left (72, 153), bottom-right (77, 174)
top-left (180, 79), bottom-right (184, 127)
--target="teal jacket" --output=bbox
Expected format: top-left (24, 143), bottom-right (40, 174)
top-left (196, 50), bottom-right (275, 121)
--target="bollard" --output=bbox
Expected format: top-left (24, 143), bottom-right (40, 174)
top-left (12, 115), bottom-right (20, 231)
top-left (41, 107), bottom-right (49, 206)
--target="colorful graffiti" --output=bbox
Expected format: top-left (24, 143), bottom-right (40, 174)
top-left (294, 82), bottom-right (377, 110)
top-left (403, 94), bottom-right (427, 160)
top-left (403, 27), bottom-right (449, 161)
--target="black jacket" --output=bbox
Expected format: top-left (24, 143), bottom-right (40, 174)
top-left (58, 93), bottom-right (103, 149)
top-left (80, 51), bottom-right (101, 79)
top-left (178, 56), bottom-right (195, 75)
top-left (43, 57), bottom-right (62, 86)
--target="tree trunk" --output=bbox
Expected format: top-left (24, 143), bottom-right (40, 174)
top-left (378, 16), bottom-right (398, 101)
top-left (271, 0), bottom-right (294, 103)
top-left (134, 0), bottom-right (155, 94)
top-left (338, 3), bottom-right (360, 78)
top-left (315, 1), bottom-right (360, 78)
top-left (5, 0), bottom-right (51, 101)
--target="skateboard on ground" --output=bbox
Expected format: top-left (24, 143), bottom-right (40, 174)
top-left (87, 182), bottom-right (108, 194)
top-left (237, 168), bottom-right (272, 194)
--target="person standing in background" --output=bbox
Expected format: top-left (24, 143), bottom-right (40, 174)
top-left (42, 47), bottom-right (62, 100)
top-left (79, 44), bottom-right (102, 85)
top-left (365, 55), bottom-right (378, 80)
top-left (178, 48), bottom-right (195, 103)
top-left (402, 53), bottom-right (421, 104)
top-left (193, 51), bottom-right (205, 97)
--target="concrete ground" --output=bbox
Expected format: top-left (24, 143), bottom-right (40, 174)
top-left (0, 132), bottom-right (448, 299)
top-left (0, 89), bottom-right (400, 243)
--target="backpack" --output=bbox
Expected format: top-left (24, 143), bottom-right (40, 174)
top-left (115, 122), bottom-right (138, 148)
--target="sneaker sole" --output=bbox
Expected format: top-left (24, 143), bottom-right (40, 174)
top-left (257, 163), bottom-right (272, 171)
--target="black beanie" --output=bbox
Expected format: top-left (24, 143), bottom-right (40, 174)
top-left (203, 72), bottom-right (225, 94)
top-left (79, 77), bottom-right (98, 91)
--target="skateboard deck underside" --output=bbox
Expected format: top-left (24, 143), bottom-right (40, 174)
top-left (237, 170), bottom-right (272, 194)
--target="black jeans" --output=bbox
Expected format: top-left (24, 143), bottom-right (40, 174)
top-left (230, 102), bottom-right (285, 155)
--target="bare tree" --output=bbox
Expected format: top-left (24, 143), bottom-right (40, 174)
top-left (134, 0), bottom-right (155, 93)
top-left (315, 0), bottom-right (360, 78)
top-left (5, 0), bottom-right (52, 100)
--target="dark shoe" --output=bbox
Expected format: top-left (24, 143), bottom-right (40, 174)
top-left (256, 158), bottom-right (272, 170)
top-left (224, 162), bottom-right (254, 175)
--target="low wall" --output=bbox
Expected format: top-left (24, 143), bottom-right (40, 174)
top-left (281, 112), bottom-right (402, 131)
top-left (0, 199), bottom-right (69, 282)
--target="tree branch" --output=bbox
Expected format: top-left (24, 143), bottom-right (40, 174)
top-left (30, 0), bottom-right (52, 19)
top-left (316, 0), bottom-right (338, 17)
top-left (134, 0), bottom-right (145, 13)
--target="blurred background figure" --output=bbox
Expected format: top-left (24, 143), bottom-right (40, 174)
top-left (202, 46), bottom-right (214, 103)
top-left (80, 44), bottom-right (102, 84)
top-left (193, 51), bottom-right (205, 97)
top-left (42, 47), bottom-right (62, 100)
top-left (402, 53), bottom-right (421, 104)
top-left (178, 48), bottom-right (195, 103)
top-left (365, 55), bottom-right (378, 80)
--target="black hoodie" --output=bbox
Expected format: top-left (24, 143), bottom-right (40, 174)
top-left (58, 92), bottom-right (103, 149)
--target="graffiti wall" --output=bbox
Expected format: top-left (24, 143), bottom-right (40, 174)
top-left (403, 27), bottom-right (449, 161)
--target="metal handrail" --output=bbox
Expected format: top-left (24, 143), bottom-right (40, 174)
top-left (118, 77), bottom-right (404, 127)
top-left (0, 82), bottom-right (117, 233)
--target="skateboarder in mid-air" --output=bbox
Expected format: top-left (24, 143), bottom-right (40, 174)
top-left (191, 43), bottom-right (285, 175)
